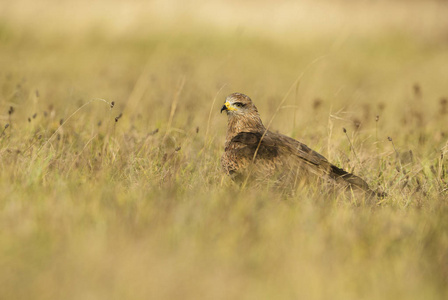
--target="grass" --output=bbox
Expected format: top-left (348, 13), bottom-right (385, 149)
top-left (1, 1), bottom-right (448, 299)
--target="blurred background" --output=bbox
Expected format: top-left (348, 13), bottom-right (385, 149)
top-left (2, 0), bottom-right (447, 139)
top-left (1, 1), bottom-right (448, 300)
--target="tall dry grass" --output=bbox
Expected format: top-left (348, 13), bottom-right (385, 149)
top-left (1, 1), bottom-right (448, 299)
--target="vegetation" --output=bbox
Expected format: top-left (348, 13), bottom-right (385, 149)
top-left (1, 1), bottom-right (447, 299)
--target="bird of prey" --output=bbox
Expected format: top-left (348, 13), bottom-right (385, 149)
top-left (220, 92), bottom-right (374, 196)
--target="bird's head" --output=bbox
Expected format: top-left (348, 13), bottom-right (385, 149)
top-left (220, 93), bottom-right (257, 116)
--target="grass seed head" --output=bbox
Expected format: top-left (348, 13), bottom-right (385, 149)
top-left (313, 98), bottom-right (322, 110)
top-left (413, 83), bottom-right (422, 98)
top-left (440, 98), bottom-right (447, 114)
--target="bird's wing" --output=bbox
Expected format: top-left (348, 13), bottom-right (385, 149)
top-left (225, 131), bottom-right (372, 193)
top-left (269, 132), bottom-right (328, 166)
top-left (223, 131), bottom-right (327, 174)
top-left (226, 130), bottom-right (329, 164)
top-left (270, 132), bottom-right (371, 190)
top-left (229, 131), bottom-right (278, 158)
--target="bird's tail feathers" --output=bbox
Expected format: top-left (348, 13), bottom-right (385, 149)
top-left (329, 165), bottom-right (373, 194)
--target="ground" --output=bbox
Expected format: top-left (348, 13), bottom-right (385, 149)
top-left (1, 1), bottom-right (448, 299)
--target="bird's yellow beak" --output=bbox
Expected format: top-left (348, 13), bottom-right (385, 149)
top-left (220, 102), bottom-right (237, 113)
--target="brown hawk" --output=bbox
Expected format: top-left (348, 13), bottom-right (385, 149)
top-left (220, 92), bottom-right (374, 196)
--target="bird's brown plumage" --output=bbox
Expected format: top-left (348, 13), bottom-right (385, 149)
top-left (221, 92), bottom-right (374, 195)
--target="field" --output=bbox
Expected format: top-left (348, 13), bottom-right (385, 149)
top-left (1, 0), bottom-right (448, 299)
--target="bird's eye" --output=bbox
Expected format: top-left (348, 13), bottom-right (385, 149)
top-left (234, 102), bottom-right (244, 108)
